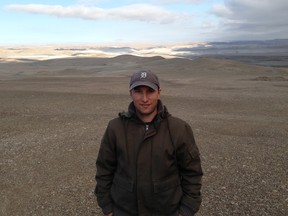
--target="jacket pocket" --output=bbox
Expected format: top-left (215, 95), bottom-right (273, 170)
top-left (111, 175), bottom-right (137, 214)
top-left (153, 175), bottom-right (183, 214)
top-left (154, 174), bottom-right (181, 193)
top-left (113, 174), bottom-right (134, 192)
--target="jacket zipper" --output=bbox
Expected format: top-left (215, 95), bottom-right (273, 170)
top-left (145, 124), bottom-right (149, 131)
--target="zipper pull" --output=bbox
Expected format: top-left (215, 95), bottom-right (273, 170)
top-left (145, 124), bottom-right (149, 131)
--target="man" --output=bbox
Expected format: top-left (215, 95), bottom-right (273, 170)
top-left (95, 69), bottom-right (203, 216)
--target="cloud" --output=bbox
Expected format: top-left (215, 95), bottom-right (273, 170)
top-left (211, 3), bottom-right (232, 17)
top-left (211, 0), bottom-right (288, 40)
top-left (153, 0), bottom-right (202, 3)
top-left (77, 0), bottom-right (106, 4)
top-left (6, 3), bottom-right (187, 24)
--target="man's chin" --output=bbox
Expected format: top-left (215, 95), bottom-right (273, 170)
top-left (139, 111), bottom-right (152, 116)
top-left (138, 109), bottom-right (155, 116)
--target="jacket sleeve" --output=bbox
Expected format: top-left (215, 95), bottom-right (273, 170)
top-left (95, 122), bottom-right (117, 215)
top-left (177, 123), bottom-right (203, 215)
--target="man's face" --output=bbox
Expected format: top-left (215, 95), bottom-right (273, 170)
top-left (130, 86), bottom-right (160, 121)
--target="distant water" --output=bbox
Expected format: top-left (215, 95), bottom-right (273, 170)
top-left (175, 39), bottom-right (288, 67)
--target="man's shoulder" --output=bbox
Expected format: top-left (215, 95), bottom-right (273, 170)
top-left (168, 115), bottom-right (189, 127)
top-left (167, 115), bottom-right (194, 135)
top-left (108, 116), bottom-right (123, 125)
top-left (103, 116), bottom-right (121, 130)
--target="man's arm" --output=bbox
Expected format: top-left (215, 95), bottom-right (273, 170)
top-left (95, 123), bottom-right (117, 215)
top-left (177, 124), bottom-right (203, 216)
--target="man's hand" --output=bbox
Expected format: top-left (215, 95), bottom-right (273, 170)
top-left (105, 213), bottom-right (113, 216)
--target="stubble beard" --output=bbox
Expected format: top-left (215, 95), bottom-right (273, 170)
top-left (136, 104), bottom-right (158, 119)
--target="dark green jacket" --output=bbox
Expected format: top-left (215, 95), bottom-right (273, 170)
top-left (95, 100), bottom-right (203, 216)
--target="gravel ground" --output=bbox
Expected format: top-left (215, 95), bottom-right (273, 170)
top-left (1, 57), bottom-right (288, 215)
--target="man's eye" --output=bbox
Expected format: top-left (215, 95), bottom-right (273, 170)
top-left (148, 89), bottom-right (155, 93)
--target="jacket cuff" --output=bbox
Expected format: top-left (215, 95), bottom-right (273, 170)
top-left (179, 204), bottom-right (196, 216)
top-left (102, 203), bottom-right (113, 215)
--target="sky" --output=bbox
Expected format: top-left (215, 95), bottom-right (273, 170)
top-left (1, 0), bottom-right (288, 45)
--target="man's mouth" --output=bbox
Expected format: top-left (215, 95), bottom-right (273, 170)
top-left (140, 104), bottom-right (150, 108)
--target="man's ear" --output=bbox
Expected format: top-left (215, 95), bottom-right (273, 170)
top-left (157, 88), bottom-right (161, 99)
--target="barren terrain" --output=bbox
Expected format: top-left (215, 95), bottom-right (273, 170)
top-left (1, 55), bottom-right (288, 215)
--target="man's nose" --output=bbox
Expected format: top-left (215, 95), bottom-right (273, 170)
top-left (141, 92), bottom-right (148, 102)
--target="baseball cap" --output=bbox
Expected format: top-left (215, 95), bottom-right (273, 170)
top-left (129, 70), bottom-right (160, 91)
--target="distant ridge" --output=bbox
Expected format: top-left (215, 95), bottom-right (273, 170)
top-left (112, 54), bottom-right (165, 62)
top-left (1, 39), bottom-right (288, 67)
top-left (1, 53), bottom-right (287, 80)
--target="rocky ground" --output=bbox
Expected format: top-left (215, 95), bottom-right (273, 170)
top-left (0, 56), bottom-right (288, 215)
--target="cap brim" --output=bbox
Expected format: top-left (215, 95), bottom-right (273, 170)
top-left (129, 81), bottom-right (158, 91)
